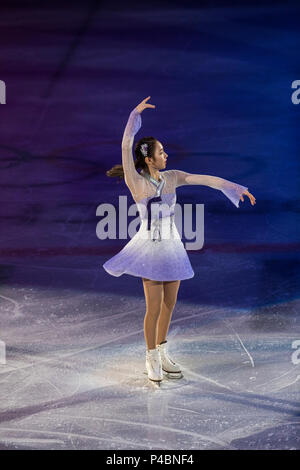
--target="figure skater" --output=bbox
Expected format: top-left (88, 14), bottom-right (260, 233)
top-left (103, 96), bottom-right (256, 384)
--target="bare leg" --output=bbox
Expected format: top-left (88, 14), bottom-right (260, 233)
top-left (142, 277), bottom-right (164, 350)
top-left (156, 280), bottom-right (181, 346)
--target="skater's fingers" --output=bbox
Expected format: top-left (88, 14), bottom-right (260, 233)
top-left (143, 97), bottom-right (155, 108)
top-left (135, 96), bottom-right (155, 113)
top-left (139, 96), bottom-right (151, 107)
top-left (249, 192), bottom-right (256, 205)
top-left (244, 190), bottom-right (256, 206)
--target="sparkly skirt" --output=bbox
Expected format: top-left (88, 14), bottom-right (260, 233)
top-left (102, 215), bottom-right (195, 281)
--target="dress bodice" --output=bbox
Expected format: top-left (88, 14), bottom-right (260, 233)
top-left (132, 171), bottom-right (177, 241)
top-left (136, 191), bottom-right (176, 221)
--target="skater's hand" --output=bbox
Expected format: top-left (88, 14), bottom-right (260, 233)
top-left (240, 189), bottom-right (256, 206)
top-left (135, 96), bottom-right (156, 114)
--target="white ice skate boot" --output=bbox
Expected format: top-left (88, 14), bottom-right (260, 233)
top-left (157, 340), bottom-right (181, 373)
top-left (145, 348), bottom-right (163, 382)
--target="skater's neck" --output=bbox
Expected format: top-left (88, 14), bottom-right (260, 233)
top-left (147, 168), bottom-right (161, 182)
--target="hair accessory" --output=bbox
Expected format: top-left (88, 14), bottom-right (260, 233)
top-left (140, 143), bottom-right (148, 157)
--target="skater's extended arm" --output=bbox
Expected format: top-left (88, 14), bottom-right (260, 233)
top-left (121, 107), bottom-right (144, 193)
top-left (171, 169), bottom-right (256, 208)
top-left (121, 97), bottom-right (156, 196)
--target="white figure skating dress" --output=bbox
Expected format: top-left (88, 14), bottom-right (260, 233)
top-left (103, 107), bottom-right (248, 281)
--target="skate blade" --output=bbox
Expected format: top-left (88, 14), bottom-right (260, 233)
top-left (151, 380), bottom-right (161, 387)
top-left (163, 371), bottom-right (183, 379)
top-left (143, 371), bottom-right (163, 383)
top-left (143, 370), bottom-right (183, 380)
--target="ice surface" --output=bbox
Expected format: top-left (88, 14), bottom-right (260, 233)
top-left (0, 261), bottom-right (299, 450)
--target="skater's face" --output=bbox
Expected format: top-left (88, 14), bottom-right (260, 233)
top-left (146, 141), bottom-right (168, 170)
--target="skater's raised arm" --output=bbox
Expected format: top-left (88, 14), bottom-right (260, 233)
top-left (121, 96), bottom-right (156, 194)
top-left (121, 108), bottom-right (144, 192)
top-left (170, 169), bottom-right (256, 208)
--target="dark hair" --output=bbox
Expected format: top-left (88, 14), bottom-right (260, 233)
top-left (106, 137), bottom-right (157, 179)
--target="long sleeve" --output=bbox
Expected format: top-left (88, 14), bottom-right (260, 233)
top-left (121, 107), bottom-right (144, 193)
top-left (172, 169), bottom-right (248, 208)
